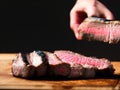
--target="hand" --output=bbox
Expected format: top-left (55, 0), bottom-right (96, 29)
top-left (70, 0), bottom-right (114, 40)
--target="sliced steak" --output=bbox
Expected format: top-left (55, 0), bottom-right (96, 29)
top-left (54, 50), bottom-right (115, 77)
top-left (12, 53), bottom-right (35, 78)
top-left (43, 51), bottom-right (71, 77)
top-left (12, 50), bottom-right (48, 78)
top-left (26, 51), bottom-right (48, 77)
top-left (12, 50), bottom-right (115, 79)
top-left (78, 17), bottom-right (120, 44)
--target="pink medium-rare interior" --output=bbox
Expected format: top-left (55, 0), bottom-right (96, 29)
top-left (44, 52), bottom-right (70, 76)
top-left (79, 23), bottom-right (110, 38)
top-left (54, 50), bottom-right (111, 70)
top-left (45, 52), bottom-right (62, 65)
top-left (79, 21), bottom-right (120, 43)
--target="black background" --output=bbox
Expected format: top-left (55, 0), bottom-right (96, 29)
top-left (0, 0), bottom-right (120, 61)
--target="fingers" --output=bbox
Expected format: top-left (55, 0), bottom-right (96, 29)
top-left (97, 1), bottom-right (114, 20)
top-left (70, 0), bottom-right (114, 40)
top-left (70, 6), bottom-right (84, 30)
top-left (100, 7), bottom-right (114, 20)
top-left (70, 14), bottom-right (85, 40)
top-left (71, 24), bottom-right (82, 40)
top-left (70, 10), bottom-right (80, 31)
top-left (70, 5), bottom-right (87, 40)
top-left (85, 1), bottom-right (114, 20)
top-left (103, 10), bottom-right (114, 20)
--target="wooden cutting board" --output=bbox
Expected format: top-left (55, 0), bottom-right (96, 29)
top-left (0, 54), bottom-right (120, 90)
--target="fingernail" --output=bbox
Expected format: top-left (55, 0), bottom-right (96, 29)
top-left (75, 33), bottom-right (82, 40)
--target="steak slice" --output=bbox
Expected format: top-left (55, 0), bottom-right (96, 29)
top-left (67, 63), bottom-right (85, 78)
top-left (78, 17), bottom-right (120, 44)
top-left (12, 53), bottom-right (35, 78)
top-left (54, 50), bottom-right (115, 77)
top-left (12, 50), bottom-right (48, 78)
top-left (43, 51), bottom-right (71, 77)
top-left (26, 51), bottom-right (48, 77)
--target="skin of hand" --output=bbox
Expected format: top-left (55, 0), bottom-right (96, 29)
top-left (70, 0), bottom-right (114, 40)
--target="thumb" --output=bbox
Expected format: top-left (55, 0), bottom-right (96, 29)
top-left (72, 24), bottom-right (82, 40)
